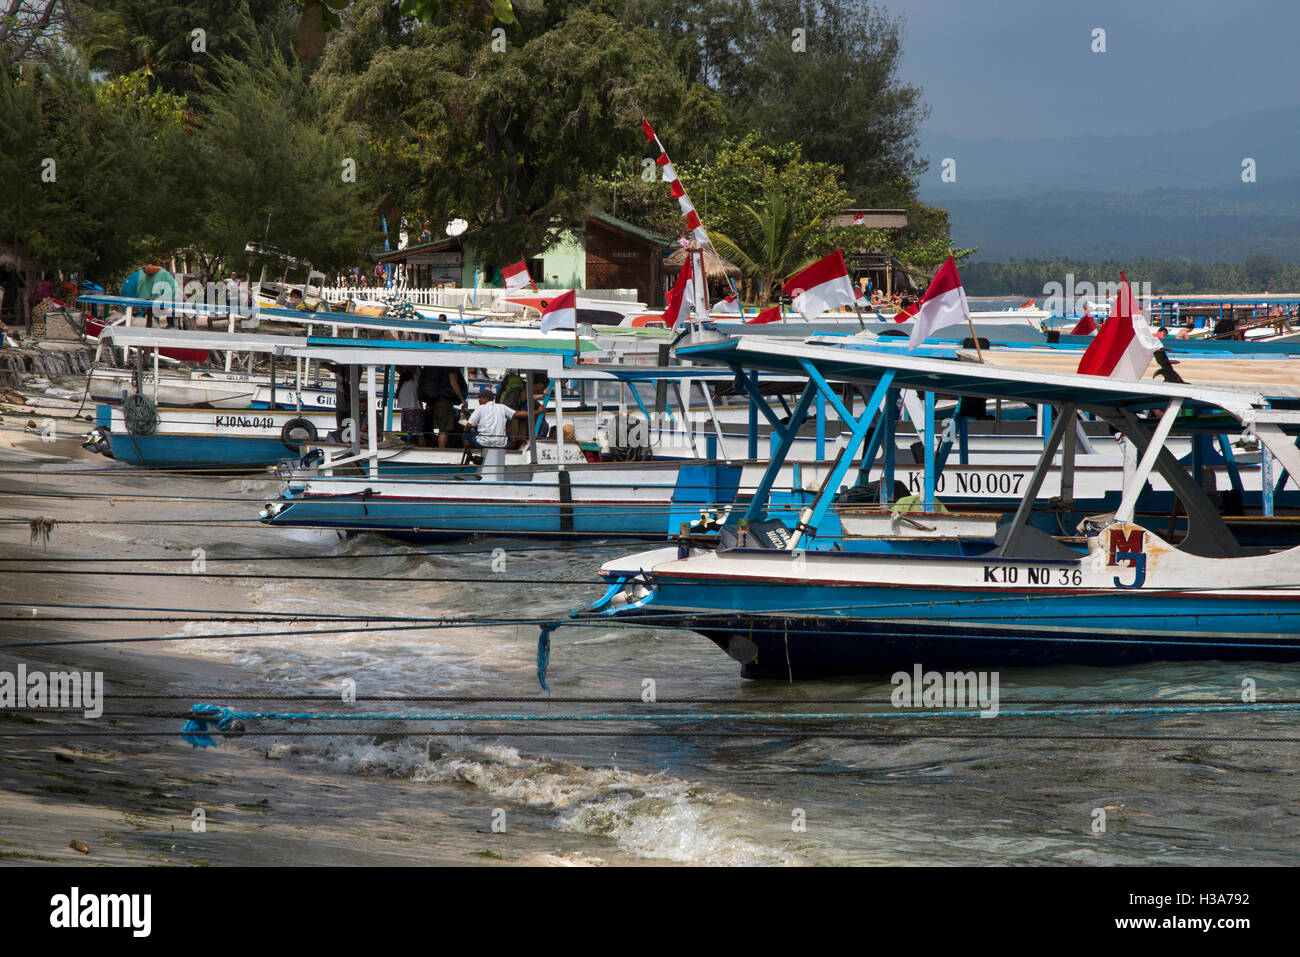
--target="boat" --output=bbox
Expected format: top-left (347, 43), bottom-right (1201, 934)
top-left (573, 331), bottom-right (1300, 678)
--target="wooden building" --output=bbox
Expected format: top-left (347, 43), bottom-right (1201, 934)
top-left (375, 209), bottom-right (672, 306)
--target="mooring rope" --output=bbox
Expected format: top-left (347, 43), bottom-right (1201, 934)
top-left (173, 701), bottom-right (1300, 748)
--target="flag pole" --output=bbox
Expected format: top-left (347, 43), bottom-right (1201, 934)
top-left (965, 310), bottom-right (984, 363)
top-left (950, 251), bottom-right (984, 363)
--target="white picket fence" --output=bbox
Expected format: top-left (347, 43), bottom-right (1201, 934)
top-left (321, 285), bottom-right (641, 312)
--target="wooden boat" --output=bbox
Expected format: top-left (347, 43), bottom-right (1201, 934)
top-left (574, 332), bottom-right (1300, 677)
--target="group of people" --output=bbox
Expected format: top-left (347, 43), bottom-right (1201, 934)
top-left (394, 367), bottom-right (551, 450)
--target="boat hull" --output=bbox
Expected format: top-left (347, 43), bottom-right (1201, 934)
top-left (645, 607), bottom-right (1300, 679)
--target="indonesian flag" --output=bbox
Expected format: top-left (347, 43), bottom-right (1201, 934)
top-left (906, 256), bottom-right (972, 349)
top-left (540, 289), bottom-right (576, 333)
top-left (746, 305), bottom-right (782, 324)
top-left (1077, 273), bottom-right (1160, 378)
top-left (853, 213), bottom-right (866, 226)
top-left (501, 259), bottom-right (535, 291)
top-left (715, 294), bottom-right (740, 314)
top-left (1070, 307), bottom-right (1096, 336)
top-left (660, 257), bottom-right (695, 327)
top-left (1019, 297), bottom-right (1036, 309)
top-left (784, 249), bottom-right (858, 320)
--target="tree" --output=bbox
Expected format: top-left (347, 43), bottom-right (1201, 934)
top-left (0, 51), bottom-right (183, 319)
top-left (709, 189), bottom-right (824, 300)
top-left (317, 0), bottom-right (691, 267)
top-left (616, 0), bottom-right (928, 204)
top-left (64, 0), bottom-right (298, 94)
top-left (179, 43), bottom-right (370, 274)
top-left (0, 0), bottom-right (67, 67)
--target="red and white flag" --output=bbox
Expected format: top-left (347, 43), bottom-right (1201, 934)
top-left (660, 258), bottom-right (695, 327)
top-left (501, 259), bottom-right (535, 291)
top-left (643, 118), bottom-right (709, 246)
top-left (1070, 306), bottom-right (1096, 336)
top-left (1076, 273), bottom-right (1159, 378)
top-left (745, 305), bottom-right (782, 324)
top-left (540, 289), bottom-right (576, 333)
top-left (907, 256), bottom-right (973, 348)
top-left (715, 294), bottom-right (740, 314)
top-left (785, 249), bottom-right (857, 320)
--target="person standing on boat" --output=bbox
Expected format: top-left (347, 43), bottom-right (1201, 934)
top-left (468, 386), bottom-right (511, 479)
top-left (419, 365), bottom-right (466, 449)
top-left (396, 369), bottom-right (425, 446)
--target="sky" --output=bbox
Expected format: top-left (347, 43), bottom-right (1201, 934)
top-left (892, 0), bottom-right (1300, 139)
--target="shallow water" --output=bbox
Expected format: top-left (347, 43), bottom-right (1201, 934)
top-left (5, 446), bottom-right (1300, 865)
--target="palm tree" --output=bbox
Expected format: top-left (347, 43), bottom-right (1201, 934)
top-left (71, 0), bottom-right (201, 93)
top-left (708, 189), bottom-right (825, 302)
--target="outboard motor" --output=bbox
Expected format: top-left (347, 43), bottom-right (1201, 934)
top-left (81, 427), bottom-right (112, 457)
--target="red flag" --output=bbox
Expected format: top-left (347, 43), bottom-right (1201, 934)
top-left (655, 152), bottom-right (670, 166)
top-left (906, 256), bottom-right (972, 347)
top-left (1077, 273), bottom-right (1160, 378)
top-left (784, 249), bottom-right (857, 319)
top-left (669, 179), bottom-right (685, 198)
top-left (540, 289), bottom-right (577, 333)
top-left (746, 305), bottom-right (782, 324)
top-left (1070, 308), bottom-right (1096, 336)
top-left (684, 209), bottom-right (702, 230)
top-left (642, 119), bottom-right (656, 143)
top-left (660, 257), bottom-right (694, 327)
top-left (500, 259), bottom-right (535, 291)
top-left (1020, 297), bottom-right (1036, 309)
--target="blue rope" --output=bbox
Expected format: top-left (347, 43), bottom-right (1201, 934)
top-left (179, 701), bottom-right (1300, 738)
top-left (536, 623), bottom-right (555, 692)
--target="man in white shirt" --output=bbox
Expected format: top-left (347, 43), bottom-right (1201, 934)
top-left (468, 387), bottom-right (511, 448)
top-left (468, 386), bottom-right (513, 479)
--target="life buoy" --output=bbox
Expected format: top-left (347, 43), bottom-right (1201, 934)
top-left (280, 417), bottom-right (318, 446)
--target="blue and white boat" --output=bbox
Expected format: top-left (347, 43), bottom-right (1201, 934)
top-left (575, 332), bottom-right (1300, 677)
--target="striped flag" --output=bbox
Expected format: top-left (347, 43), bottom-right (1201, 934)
top-left (643, 118), bottom-right (710, 246)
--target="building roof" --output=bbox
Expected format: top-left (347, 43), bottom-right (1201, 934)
top-left (664, 244), bottom-right (742, 279)
top-left (582, 208), bottom-right (673, 248)
top-left (827, 209), bottom-right (908, 229)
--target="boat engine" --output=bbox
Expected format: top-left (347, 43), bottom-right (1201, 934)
top-left (81, 428), bottom-right (112, 457)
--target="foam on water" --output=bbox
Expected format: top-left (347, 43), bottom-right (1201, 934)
top-left (290, 735), bottom-right (799, 865)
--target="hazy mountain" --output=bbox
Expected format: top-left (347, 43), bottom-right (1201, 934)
top-left (915, 106), bottom-right (1300, 262)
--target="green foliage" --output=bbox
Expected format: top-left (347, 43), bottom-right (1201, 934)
top-left (318, 0), bottom-right (688, 266)
top-left (180, 44), bottom-right (370, 273)
top-left (0, 54), bottom-right (181, 281)
top-left (591, 134), bottom-right (879, 294)
top-left (65, 0), bottom-right (296, 93)
top-left (708, 190), bottom-right (824, 299)
top-left (615, 0), bottom-right (927, 204)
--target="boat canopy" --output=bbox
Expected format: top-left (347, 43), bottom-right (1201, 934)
top-left (674, 334), bottom-right (1292, 418)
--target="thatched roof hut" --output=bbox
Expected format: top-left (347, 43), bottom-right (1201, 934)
top-left (664, 245), bottom-right (741, 280)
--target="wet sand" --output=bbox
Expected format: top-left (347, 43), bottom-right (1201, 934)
top-left (0, 433), bottom-right (650, 867)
